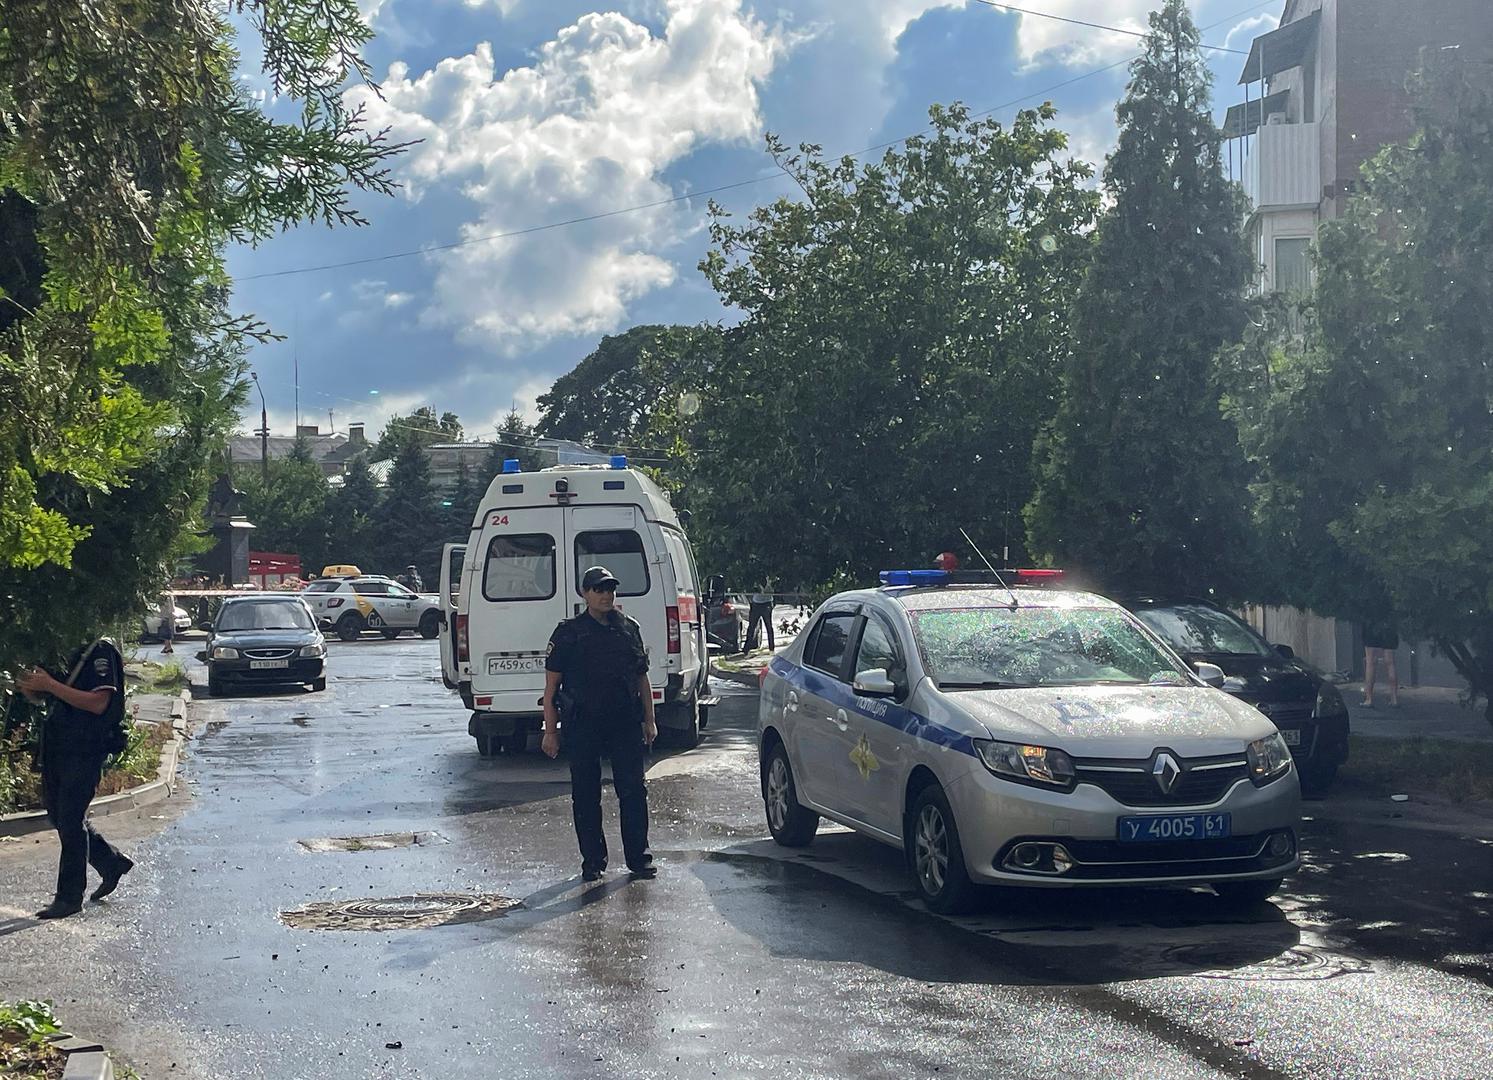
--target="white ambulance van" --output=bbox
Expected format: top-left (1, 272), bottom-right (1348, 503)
top-left (440, 457), bottom-right (715, 757)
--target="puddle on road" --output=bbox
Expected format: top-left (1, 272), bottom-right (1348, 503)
top-left (280, 892), bottom-right (520, 931)
top-left (296, 831), bottom-right (446, 853)
top-left (1163, 942), bottom-right (1371, 981)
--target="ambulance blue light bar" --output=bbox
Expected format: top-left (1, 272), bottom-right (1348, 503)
top-left (610, 455), bottom-right (628, 469)
top-left (502, 459), bottom-right (521, 474)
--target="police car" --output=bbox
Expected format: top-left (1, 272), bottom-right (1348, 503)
top-left (758, 570), bottom-right (1301, 913)
top-left (301, 575), bottom-right (444, 641)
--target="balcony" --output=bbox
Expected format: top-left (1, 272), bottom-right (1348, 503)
top-left (1243, 121), bottom-right (1321, 211)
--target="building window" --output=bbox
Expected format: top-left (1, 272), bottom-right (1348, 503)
top-left (1274, 237), bottom-right (1312, 295)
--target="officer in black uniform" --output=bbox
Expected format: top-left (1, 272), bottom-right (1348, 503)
top-left (541, 566), bottom-right (657, 882)
top-left (17, 639), bottom-right (134, 919)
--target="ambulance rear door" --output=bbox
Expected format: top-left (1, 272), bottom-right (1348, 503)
top-left (467, 507), bottom-right (568, 706)
top-left (567, 506), bottom-right (667, 693)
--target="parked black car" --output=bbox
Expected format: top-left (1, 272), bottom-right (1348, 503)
top-left (1121, 596), bottom-right (1349, 791)
top-left (702, 575), bottom-right (745, 653)
top-left (199, 595), bottom-right (327, 696)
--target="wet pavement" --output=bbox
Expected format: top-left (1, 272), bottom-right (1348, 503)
top-left (2, 638), bottom-right (1490, 1079)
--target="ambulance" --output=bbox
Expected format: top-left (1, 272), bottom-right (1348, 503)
top-left (440, 457), bottom-right (715, 756)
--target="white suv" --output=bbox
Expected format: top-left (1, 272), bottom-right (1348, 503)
top-left (302, 576), bottom-right (444, 642)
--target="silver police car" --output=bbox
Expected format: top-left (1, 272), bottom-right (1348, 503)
top-left (758, 570), bottom-right (1300, 913)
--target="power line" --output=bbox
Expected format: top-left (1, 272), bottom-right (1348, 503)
top-left (236, 0), bottom-right (1276, 283)
top-left (968, 0), bottom-right (1249, 55)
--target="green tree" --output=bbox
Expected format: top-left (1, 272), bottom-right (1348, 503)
top-left (372, 438), bottom-right (440, 584)
top-left (536, 325), bottom-right (721, 451)
top-left (376, 407), bottom-right (462, 459)
top-left (1024, 0), bottom-right (1256, 599)
top-left (325, 453), bottom-right (380, 572)
top-left (444, 461), bottom-right (480, 544)
top-left (495, 409), bottom-right (546, 472)
top-left (0, 0), bottom-right (405, 670)
top-left (693, 103), bottom-right (1099, 587)
top-left (237, 439), bottom-right (332, 573)
top-left (1235, 55), bottom-right (1493, 724)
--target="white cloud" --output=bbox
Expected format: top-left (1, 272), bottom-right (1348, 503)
top-left (384, 291), bottom-right (413, 308)
top-left (1013, 0), bottom-right (1154, 67)
top-left (1225, 12), bottom-right (1278, 52)
top-left (347, 0), bottom-right (782, 349)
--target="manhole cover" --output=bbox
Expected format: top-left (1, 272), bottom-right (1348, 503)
top-left (280, 892), bottom-right (520, 931)
top-left (1164, 943), bottom-right (1371, 982)
top-left (296, 832), bottom-right (445, 853)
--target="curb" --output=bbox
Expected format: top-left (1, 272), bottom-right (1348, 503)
top-left (0, 689), bottom-right (190, 838)
top-left (61, 1052), bottom-right (114, 1080)
top-left (709, 661), bottom-right (764, 688)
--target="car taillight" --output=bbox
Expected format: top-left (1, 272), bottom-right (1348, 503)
top-left (720, 601), bottom-right (734, 615)
top-left (666, 606), bottom-right (681, 654)
top-left (758, 664), bottom-right (769, 686)
top-left (456, 613), bottom-right (469, 662)
top-left (327, 597), bottom-right (344, 609)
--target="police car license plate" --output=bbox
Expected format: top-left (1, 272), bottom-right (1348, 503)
top-left (1117, 813), bottom-right (1230, 842)
top-left (488, 655), bottom-right (545, 675)
top-left (1279, 728), bottom-right (1302, 747)
top-left (249, 659), bottom-right (290, 670)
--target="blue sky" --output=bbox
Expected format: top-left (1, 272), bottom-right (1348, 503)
top-left (229, 0), bottom-right (1279, 445)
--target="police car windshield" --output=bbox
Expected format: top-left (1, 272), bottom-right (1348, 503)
top-left (218, 600), bottom-right (314, 632)
top-left (910, 606), bottom-right (1191, 690)
top-left (1131, 603), bottom-right (1273, 658)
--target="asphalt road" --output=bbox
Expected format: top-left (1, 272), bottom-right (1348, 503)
top-left (2, 638), bottom-right (1490, 1079)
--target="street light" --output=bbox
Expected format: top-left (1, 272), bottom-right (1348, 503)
top-left (250, 371), bottom-right (268, 484)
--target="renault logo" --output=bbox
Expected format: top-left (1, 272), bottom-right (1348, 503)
top-left (1152, 752), bottom-right (1183, 795)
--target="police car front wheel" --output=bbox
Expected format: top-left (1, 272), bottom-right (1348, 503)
top-left (763, 745), bottom-right (818, 846)
top-left (907, 785), bottom-right (978, 914)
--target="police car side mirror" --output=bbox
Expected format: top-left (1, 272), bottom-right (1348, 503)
top-left (197, 621), bottom-right (213, 632)
top-left (1273, 643), bottom-right (1295, 660)
top-left (853, 668), bottom-right (897, 698)
top-left (1193, 662), bottom-right (1226, 688)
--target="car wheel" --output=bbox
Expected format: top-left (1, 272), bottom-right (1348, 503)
top-left (419, 611), bottom-right (441, 639)
top-left (310, 676), bottom-right (327, 692)
top-left (1213, 878), bottom-right (1284, 906)
top-left (336, 613), bottom-right (365, 642)
top-left (907, 784), bottom-right (978, 914)
top-left (763, 744), bottom-right (819, 847)
top-left (207, 672), bottom-right (223, 697)
top-left (476, 735), bottom-right (499, 758)
top-left (380, 628), bottom-right (403, 640)
top-left (502, 728), bottom-right (529, 755)
top-left (666, 702), bottom-right (701, 749)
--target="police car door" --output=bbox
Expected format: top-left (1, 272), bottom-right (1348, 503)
top-left (569, 507), bottom-right (666, 694)
top-left (439, 542), bottom-right (466, 688)
top-left (847, 610), bottom-right (913, 838)
top-left (470, 509), bottom-right (567, 689)
top-left (793, 606), bottom-right (862, 817)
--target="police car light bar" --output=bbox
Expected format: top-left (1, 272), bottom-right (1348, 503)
top-left (502, 459), bottom-right (521, 474)
top-left (610, 455), bottom-right (628, 469)
top-left (879, 569), bottom-right (1065, 588)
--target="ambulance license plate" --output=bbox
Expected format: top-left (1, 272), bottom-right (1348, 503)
top-left (1117, 813), bottom-right (1231, 842)
top-left (488, 656), bottom-right (545, 675)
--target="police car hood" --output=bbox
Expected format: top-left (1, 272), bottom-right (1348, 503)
top-left (946, 684), bottom-right (1278, 758)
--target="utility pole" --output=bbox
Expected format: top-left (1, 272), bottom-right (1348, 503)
top-left (251, 371), bottom-right (269, 484)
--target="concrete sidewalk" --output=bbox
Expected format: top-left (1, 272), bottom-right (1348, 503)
top-left (1346, 683), bottom-right (1491, 742)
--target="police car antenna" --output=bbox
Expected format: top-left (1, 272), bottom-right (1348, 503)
top-left (958, 528), bottom-right (1019, 606)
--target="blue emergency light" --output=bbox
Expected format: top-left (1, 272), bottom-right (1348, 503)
top-left (502, 459), bottom-right (521, 474)
top-left (879, 570), bottom-right (951, 587)
top-left (610, 454), bottom-right (628, 469)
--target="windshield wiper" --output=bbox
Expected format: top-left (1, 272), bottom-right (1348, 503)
top-left (938, 680), bottom-right (1030, 690)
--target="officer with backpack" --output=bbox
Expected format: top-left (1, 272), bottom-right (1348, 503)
top-left (16, 638), bottom-right (134, 920)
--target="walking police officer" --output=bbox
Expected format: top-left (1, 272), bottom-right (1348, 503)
top-left (541, 566), bottom-right (657, 882)
top-left (16, 638), bottom-right (134, 920)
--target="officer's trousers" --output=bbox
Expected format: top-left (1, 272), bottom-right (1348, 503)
top-left (42, 752), bottom-right (125, 904)
top-left (745, 601), bottom-right (775, 652)
top-left (566, 716), bottom-right (651, 873)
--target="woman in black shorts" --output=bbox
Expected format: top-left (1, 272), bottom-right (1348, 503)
top-left (1362, 619), bottom-right (1399, 708)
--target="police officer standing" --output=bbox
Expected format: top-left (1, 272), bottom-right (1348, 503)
top-left (541, 566), bottom-right (657, 882)
top-left (16, 638), bottom-right (134, 920)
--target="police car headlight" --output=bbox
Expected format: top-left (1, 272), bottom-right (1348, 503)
top-left (211, 647), bottom-right (239, 660)
top-left (973, 739), bottom-right (1076, 791)
top-left (1314, 683), bottom-right (1347, 718)
top-left (1247, 732), bottom-right (1293, 786)
top-left (300, 643), bottom-right (326, 659)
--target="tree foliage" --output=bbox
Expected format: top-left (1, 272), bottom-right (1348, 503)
top-left (238, 439), bottom-right (332, 573)
top-left (0, 0), bottom-right (405, 666)
top-left (1024, 0), bottom-right (1257, 600)
top-left (690, 103), bottom-right (1099, 587)
top-left (1234, 55), bottom-right (1493, 722)
top-left (371, 438), bottom-right (440, 584)
top-left (376, 407), bottom-right (463, 459)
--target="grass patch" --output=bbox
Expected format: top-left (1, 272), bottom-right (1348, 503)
top-left (1343, 735), bottom-right (1493, 804)
top-left (127, 659), bottom-right (187, 695)
top-left (0, 999), bottom-right (66, 1079)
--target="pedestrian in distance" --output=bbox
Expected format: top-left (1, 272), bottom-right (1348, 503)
top-left (158, 587), bottom-right (176, 655)
top-left (1362, 616), bottom-right (1400, 709)
top-left (541, 566), bottom-right (658, 883)
top-left (405, 564), bottom-right (424, 592)
top-left (745, 579), bottom-right (775, 654)
top-left (15, 638), bottom-right (134, 920)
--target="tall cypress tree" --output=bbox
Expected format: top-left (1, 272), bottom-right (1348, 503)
top-left (328, 453), bottom-right (380, 572)
top-left (1025, 0), bottom-right (1256, 599)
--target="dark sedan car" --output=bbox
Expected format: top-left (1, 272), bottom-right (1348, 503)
top-left (201, 595), bottom-right (327, 696)
top-left (1122, 596), bottom-right (1349, 792)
